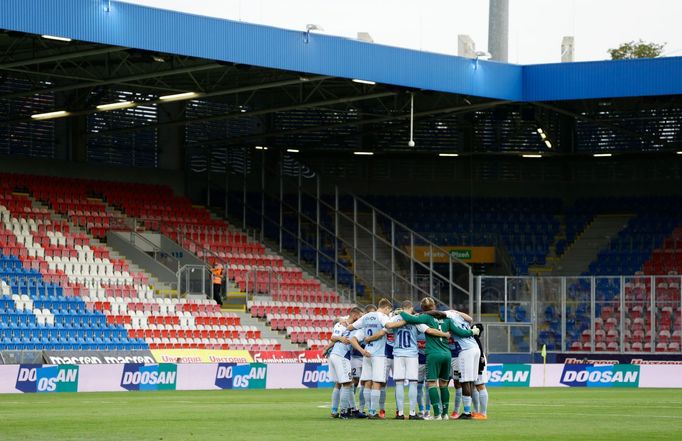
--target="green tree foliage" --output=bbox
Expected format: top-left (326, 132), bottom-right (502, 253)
top-left (608, 40), bottom-right (666, 60)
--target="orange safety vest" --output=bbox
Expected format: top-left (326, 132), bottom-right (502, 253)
top-left (212, 267), bottom-right (223, 285)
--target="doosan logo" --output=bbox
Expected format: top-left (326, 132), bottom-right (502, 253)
top-left (215, 363), bottom-right (267, 389)
top-left (302, 363), bottom-right (334, 388)
top-left (561, 364), bottom-right (639, 388)
top-left (486, 364), bottom-right (531, 387)
top-left (121, 364), bottom-right (177, 391)
top-left (16, 364), bottom-right (79, 393)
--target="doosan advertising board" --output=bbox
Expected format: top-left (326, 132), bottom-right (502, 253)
top-left (0, 363), bottom-right (679, 393)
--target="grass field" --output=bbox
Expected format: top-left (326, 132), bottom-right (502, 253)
top-left (1, 388), bottom-right (681, 441)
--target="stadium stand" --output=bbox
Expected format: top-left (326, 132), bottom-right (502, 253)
top-left (0, 173), bottom-right (284, 351)
top-left (366, 196), bottom-right (562, 275)
top-left (0, 172), bottom-right (361, 351)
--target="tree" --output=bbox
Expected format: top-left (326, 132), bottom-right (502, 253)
top-left (608, 40), bottom-right (666, 60)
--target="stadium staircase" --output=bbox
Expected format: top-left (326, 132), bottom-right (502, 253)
top-left (549, 214), bottom-right (633, 275)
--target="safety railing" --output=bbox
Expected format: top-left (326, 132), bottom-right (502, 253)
top-left (476, 275), bottom-right (682, 354)
top-left (214, 149), bottom-right (473, 311)
top-left (126, 230), bottom-right (181, 273)
top-left (483, 323), bottom-right (533, 353)
top-left (176, 264), bottom-right (211, 298)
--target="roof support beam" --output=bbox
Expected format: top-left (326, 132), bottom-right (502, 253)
top-left (0, 46), bottom-right (126, 69)
top-left (88, 90), bottom-right (396, 138)
top-left (0, 63), bottom-right (223, 100)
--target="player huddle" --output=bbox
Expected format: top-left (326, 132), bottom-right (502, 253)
top-left (324, 297), bottom-right (489, 420)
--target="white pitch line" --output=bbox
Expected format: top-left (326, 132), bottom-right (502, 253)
top-left (523, 411), bottom-right (682, 420)
top-left (496, 403), bottom-right (566, 407)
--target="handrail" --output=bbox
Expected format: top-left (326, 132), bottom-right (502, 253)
top-left (352, 193), bottom-right (473, 270)
top-left (126, 230), bottom-right (181, 273)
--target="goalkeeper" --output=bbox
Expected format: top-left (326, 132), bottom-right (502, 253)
top-left (395, 297), bottom-right (480, 420)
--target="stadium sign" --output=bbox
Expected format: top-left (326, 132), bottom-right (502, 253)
top-left (120, 363), bottom-right (177, 391)
top-left (560, 364), bottom-right (639, 388)
top-left (215, 363), bottom-right (267, 389)
top-left (486, 364), bottom-right (531, 387)
top-left (15, 364), bottom-right (79, 393)
top-left (407, 246), bottom-right (495, 264)
top-left (449, 249), bottom-right (472, 259)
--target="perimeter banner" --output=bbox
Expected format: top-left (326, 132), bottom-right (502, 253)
top-left (150, 349), bottom-right (253, 364)
top-left (0, 363), bottom-right (681, 393)
top-left (43, 351), bottom-right (156, 365)
top-left (249, 350), bottom-right (326, 364)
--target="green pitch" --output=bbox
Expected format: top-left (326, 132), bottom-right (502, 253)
top-left (1, 388), bottom-right (681, 441)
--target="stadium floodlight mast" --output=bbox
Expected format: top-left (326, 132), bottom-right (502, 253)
top-left (304, 24), bottom-right (324, 44)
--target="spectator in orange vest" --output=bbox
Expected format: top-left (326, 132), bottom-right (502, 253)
top-left (212, 263), bottom-right (224, 306)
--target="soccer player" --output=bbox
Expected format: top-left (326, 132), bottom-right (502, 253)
top-left (445, 309), bottom-right (481, 420)
top-left (349, 298), bottom-right (393, 419)
top-left (350, 324), bottom-right (366, 415)
top-left (471, 323), bottom-right (489, 420)
top-left (449, 338), bottom-right (463, 418)
top-left (416, 329), bottom-right (431, 418)
top-left (328, 307), bottom-right (364, 419)
top-left (350, 304), bottom-right (376, 416)
top-left (387, 301), bottom-right (422, 419)
top-left (399, 297), bottom-right (480, 420)
top-left (381, 314), bottom-right (395, 419)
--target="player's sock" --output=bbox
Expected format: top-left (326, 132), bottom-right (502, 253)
top-left (417, 382), bottom-right (424, 412)
top-left (425, 385), bottom-right (431, 413)
top-left (352, 384), bottom-right (358, 409)
top-left (408, 381), bottom-right (418, 415)
top-left (463, 395), bottom-right (472, 415)
top-left (370, 389), bottom-right (381, 415)
top-left (380, 388), bottom-right (386, 411)
top-left (472, 388), bottom-right (480, 414)
top-left (428, 387), bottom-right (441, 417)
top-left (395, 383), bottom-right (404, 415)
top-left (364, 387), bottom-right (372, 413)
top-left (359, 385), bottom-right (365, 411)
top-left (439, 387), bottom-right (450, 415)
top-left (479, 388), bottom-right (489, 415)
top-left (342, 387), bottom-right (353, 413)
top-left (331, 387), bottom-right (340, 414)
top-left (454, 387), bottom-right (462, 414)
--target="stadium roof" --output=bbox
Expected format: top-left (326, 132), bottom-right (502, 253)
top-left (1, 0), bottom-right (681, 159)
top-left (3, 0), bottom-right (682, 102)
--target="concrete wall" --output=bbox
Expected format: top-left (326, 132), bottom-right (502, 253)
top-left (0, 156), bottom-right (184, 194)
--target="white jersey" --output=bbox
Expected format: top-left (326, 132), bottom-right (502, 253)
top-left (330, 322), bottom-right (353, 359)
top-left (350, 328), bottom-right (365, 359)
top-left (352, 311), bottom-right (389, 357)
top-left (388, 315), bottom-right (421, 358)
top-left (446, 311), bottom-right (477, 351)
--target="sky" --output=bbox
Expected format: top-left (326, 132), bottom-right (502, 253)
top-left (119, 0), bottom-right (682, 64)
